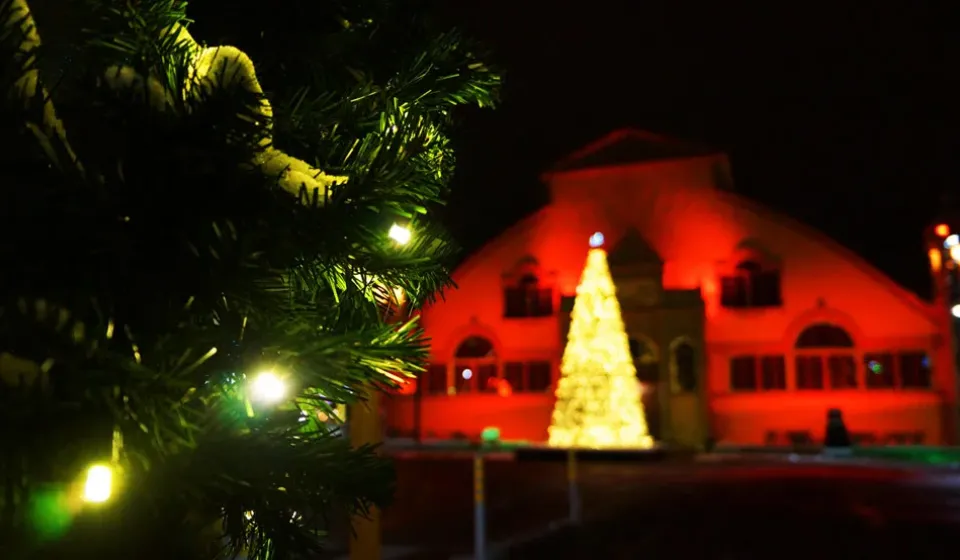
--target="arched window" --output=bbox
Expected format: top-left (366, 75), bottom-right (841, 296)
top-left (794, 323), bottom-right (857, 390)
top-left (504, 273), bottom-right (553, 318)
top-left (795, 324), bottom-right (853, 348)
top-left (720, 259), bottom-right (782, 309)
top-left (629, 336), bottom-right (659, 384)
top-left (671, 341), bottom-right (697, 393)
top-left (454, 336), bottom-right (498, 393)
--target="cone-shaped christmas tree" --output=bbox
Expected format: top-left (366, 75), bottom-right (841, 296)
top-left (548, 233), bottom-right (654, 449)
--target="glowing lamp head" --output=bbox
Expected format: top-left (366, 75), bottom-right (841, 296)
top-left (934, 224), bottom-right (950, 238)
top-left (952, 304), bottom-right (960, 319)
top-left (589, 232), bottom-right (605, 248)
top-left (388, 223), bottom-right (411, 245)
top-left (82, 464), bottom-right (114, 504)
top-left (951, 245), bottom-right (960, 265)
top-left (945, 234), bottom-right (959, 249)
top-left (249, 371), bottom-right (287, 405)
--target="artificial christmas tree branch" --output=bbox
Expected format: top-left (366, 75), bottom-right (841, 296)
top-left (5, 0), bottom-right (347, 202)
top-left (0, 0), bottom-right (499, 558)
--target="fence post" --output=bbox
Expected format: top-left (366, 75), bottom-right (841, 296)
top-left (474, 452), bottom-right (487, 560)
top-left (567, 449), bottom-right (581, 525)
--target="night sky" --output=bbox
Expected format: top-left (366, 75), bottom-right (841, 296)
top-left (439, 1), bottom-right (952, 298)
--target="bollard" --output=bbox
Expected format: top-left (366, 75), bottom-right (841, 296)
top-left (349, 393), bottom-right (382, 560)
top-left (473, 452), bottom-right (487, 560)
top-left (567, 449), bottom-right (581, 525)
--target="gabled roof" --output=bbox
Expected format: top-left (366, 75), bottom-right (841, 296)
top-left (607, 228), bottom-right (663, 266)
top-left (548, 128), bottom-right (721, 174)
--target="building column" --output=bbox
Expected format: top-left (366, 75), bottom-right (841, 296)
top-left (657, 349), bottom-right (673, 444)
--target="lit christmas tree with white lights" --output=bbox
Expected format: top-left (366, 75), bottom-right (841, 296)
top-left (548, 233), bottom-right (654, 449)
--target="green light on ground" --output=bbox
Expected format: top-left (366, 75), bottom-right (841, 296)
top-left (481, 427), bottom-right (501, 443)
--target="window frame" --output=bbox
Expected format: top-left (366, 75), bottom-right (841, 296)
top-left (728, 354), bottom-right (787, 392)
top-left (719, 260), bottom-right (783, 309)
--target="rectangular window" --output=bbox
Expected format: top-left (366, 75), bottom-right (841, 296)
top-left (534, 288), bottom-right (554, 316)
top-left (504, 287), bottom-right (526, 318)
top-left (828, 355), bottom-right (858, 389)
top-left (720, 271), bottom-right (782, 309)
top-left (720, 276), bottom-right (749, 308)
top-left (864, 353), bottom-right (895, 389)
top-left (504, 287), bottom-right (554, 318)
top-left (899, 352), bottom-right (932, 388)
top-left (752, 270), bottom-right (782, 307)
top-left (477, 364), bottom-right (498, 392)
top-left (730, 356), bottom-right (757, 391)
top-left (527, 361), bottom-right (553, 392)
top-left (425, 364), bottom-right (447, 395)
top-left (760, 355), bottom-right (787, 390)
top-left (795, 356), bottom-right (824, 389)
top-left (504, 362), bottom-right (524, 392)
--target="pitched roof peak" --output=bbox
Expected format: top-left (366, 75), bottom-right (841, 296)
top-left (548, 128), bottom-right (720, 175)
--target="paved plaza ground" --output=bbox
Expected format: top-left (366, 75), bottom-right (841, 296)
top-left (325, 455), bottom-right (960, 558)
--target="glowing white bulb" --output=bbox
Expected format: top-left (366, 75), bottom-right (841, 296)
top-left (952, 304), bottom-right (960, 319)
top-left (945, 234), bottom-right (959, 249)
top-left (461, 368), bottom-right (473, 380)
top-left (951, 245), bottom-right (960, 264)
top-left (82, 464), bottom-right (113, 504)
top-left (589, 232), bottom-right (605, 248)
top-left (388, 223), bottom-right (411, 245)
top-left (250, 371), bottom-right (287, 404)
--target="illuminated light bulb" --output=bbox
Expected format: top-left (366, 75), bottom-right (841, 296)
top-left (250, 371), bottom-right (287, 404)
top-left (951, 245), bottom-right (960, 264)
top-left (82, 464), bottom-right (114, 504)
top-left (945, 234), bottom-right (959, 249)
top-left (589, 232), bottom-right (605, 248)
top-left (388, 223), bottom-right (411, 245)
top-left (461, 368), bottom-right (473, 380)
top-left (952, 304), bottom-right (960, 319)
top-left (934, 224), bottom-right (950, 237)
top-left (929, 248), bottom-right (943, 272)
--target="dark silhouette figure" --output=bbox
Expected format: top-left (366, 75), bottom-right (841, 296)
top-left (824, 408), bottom-right (852, 448)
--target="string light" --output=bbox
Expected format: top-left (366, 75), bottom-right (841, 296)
top-left (388, 223), bottom-right (411, 245)
top-left (249, 371), bottom-right (287, 405)
top-left (548, 246), bottom-right (653, 449)
top-left (82, 464), bottom-right (114, 504)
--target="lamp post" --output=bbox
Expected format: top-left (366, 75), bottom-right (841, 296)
top-left (926, 222), bottom-right (960, 443)
top-left (349, 224), bottom-right (411, 560)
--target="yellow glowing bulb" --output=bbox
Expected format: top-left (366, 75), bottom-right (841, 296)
top-left (929, 248), bottom-right (943, 272)
top-left (250, 371), bottom-right (286, 404)
top-left (388, 223), bottom-right (411, 245)
top-left (83, 464), bottom-right (114, 504)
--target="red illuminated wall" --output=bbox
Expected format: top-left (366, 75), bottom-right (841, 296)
top-left (386, 132), bottom-right (955, 446)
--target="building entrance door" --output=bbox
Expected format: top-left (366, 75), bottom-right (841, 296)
top-left (631, 337), bottom-right (662, 440)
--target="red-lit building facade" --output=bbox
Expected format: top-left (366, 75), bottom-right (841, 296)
top-left (386, 129), bottom-right (958, 447)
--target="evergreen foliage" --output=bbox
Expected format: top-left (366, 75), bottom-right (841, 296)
top-left (0, 0), bottom-right (499, 558)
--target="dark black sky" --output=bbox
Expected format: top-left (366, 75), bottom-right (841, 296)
top-left (439, 1), bottom-right (953, 298)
